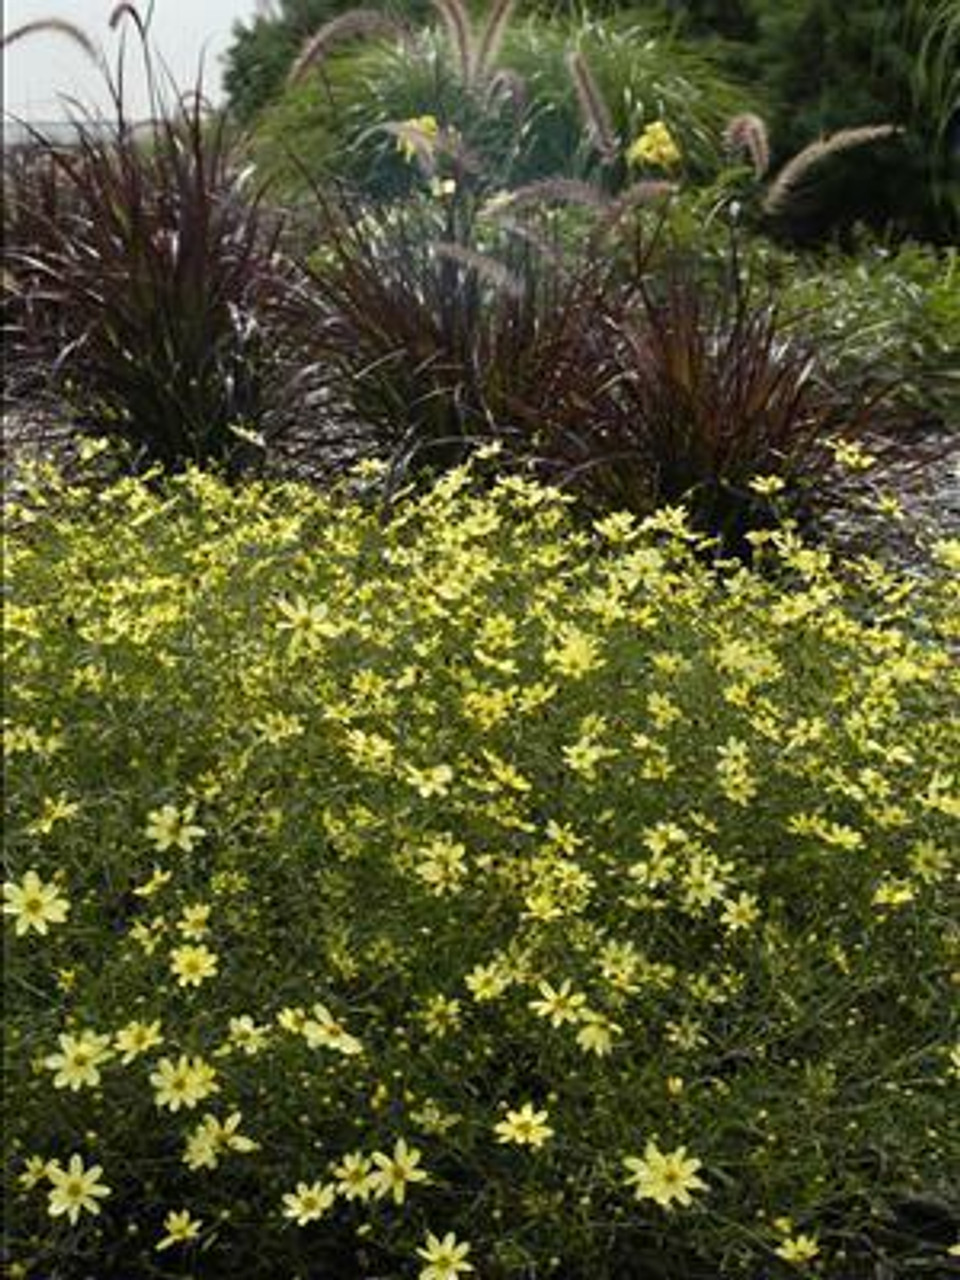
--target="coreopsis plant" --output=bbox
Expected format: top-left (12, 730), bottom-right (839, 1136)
top-left (3, 455), bottom-right (958, 1278)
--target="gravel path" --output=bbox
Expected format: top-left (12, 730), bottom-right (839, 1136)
top-left (4, 401), bottom-right (957, 573)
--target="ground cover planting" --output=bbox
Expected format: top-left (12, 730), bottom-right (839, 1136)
top-left (3, 457), bottom-right (959, 1278)
top-left (2, 3), bottom-right (958, 1278)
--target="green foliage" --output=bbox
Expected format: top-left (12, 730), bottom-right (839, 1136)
top-left (645, 190), bottom-right (960, 431)
top-left (247, 10), bottom-right (754, 198)
top-left (223, 0), bottom-right (432, 123)
top-left (4, 460), bottom-right (959, 1278)
top-left (779, 243), bottom-right (960, 431)
top-left (643, 0), bottom-right (959, 242)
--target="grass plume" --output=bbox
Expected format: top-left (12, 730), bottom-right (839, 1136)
top-left (723, 113), bottom-right (771, 178)
top-left (566, 49), bottom-right (618, 163)
top-left (0, 18), bottom-right (98, 62)
top-left (432, 0), bottom-right (475, 84)
top-left (288, 9), bottom-right (413, 85)
top-left (764, 125), bottom-right (903, 215)
top-left (475, 0), bottom-right (518, 82)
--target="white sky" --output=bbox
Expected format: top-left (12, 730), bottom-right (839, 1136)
top-left (4, 0), bottom-right (260, 120)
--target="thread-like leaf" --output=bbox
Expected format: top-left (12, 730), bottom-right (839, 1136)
top-left (432, 0), bottom-right (475, 85)
top-left (288, 9), bottom-right (413, 85)
top-left (0, 18), bottom-right (98, 62)
top-left (108, 4), bottom-right (143, 34)
top-left (566, 49), bottom-right (618, 162)
top-left (723, 113), bottom-right (771, 178)
top-left (475, 0), bottom-right (518, 82)
top-left (764, 125), bottom-right (903, 215)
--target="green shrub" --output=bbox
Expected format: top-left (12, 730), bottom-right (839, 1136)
top-left (248, 9), bottom-right (754, 198)
top-left (778, 242), bottom-right (960, 431)
top-left (223, 0), bottom-right (433, 124)
top-left (4, 458), bottom-right (958, 1278)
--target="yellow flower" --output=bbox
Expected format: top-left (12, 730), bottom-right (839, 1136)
top-left (177, 903), bottom-right (212, 939)
top-left (529, 979), bottom-right (587, 1028)
top-left (302, 1003), bottom-right (363, 1056)
top-left (150, 1054), bottom-right (219, 1112)
top-left (114, 1019), bottom-right (164, 1064)
top-left (575, 1010), bottom-right (622, 1056)
top-left (828, 439), bottom-right (876, 472)
top-left (416, 1231), bottom-right (475, 1280)
top-left (170, 943), bottom-right (219, 988)
top-left (396, 113), bottom-right (440, 162)
top-left (156, 1208), bottom-right (203, 1251)
top-left (720, 892), bottom-right (761, 933)
top-left (465, 960), bottom-right (512, 1002)
top-left (225, 1014), bottom-right (270, 1056)
top-left (370, 1138), bottom-right (429, 1205)
top-left (748, 474), bottom-right (787, 496)
top-left (282, 1180), bottom-right (336, 1224)
top-left (544, 625), bottom-right (605, 678)
top-left (276, 1005), bottom-right (307, 1033)
top-left (19, 1154), bottom-right (58, 1190)
top-left (144, 803), bottom-right (205, 853)
top-left (415, 834), bottom-right (468, 895)
top-left (774, 1234), bottom-right (820, 1264)
top-left (183, 1111), bottom-right (258, 1170)
top-left (626, 120), bottom-right (681, 168)
top-left (623, 1140), bottom-right (707, 1209)
top-left (44, 1030), bottom-right (114, 1091)
top-left (332, 1150), bottom-right (376, 1202)
top-left (46, 1154), bottom-right (111, 1225)
top-left (494, 1103), bottom-right (554, 1148)
top-left (420, 994), bottom-right (462, 1038)
top-left (27, 792), bottom-right (80, 835)
top-left (132, 866), bottom-right (173, 898)
top-left (405, 763), bottom-right (455, 798)
top-left (3, 870), bottom-right (70, 936)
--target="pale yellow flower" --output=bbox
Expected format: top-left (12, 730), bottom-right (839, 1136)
top-left (332, 1150), bottom-right (376, 1202)
top-left (150, 1054), bottom-right (219, 1112)
top-left (623, 1140), bottom-right (707, 1208)
top-left (47, 1155), bottom-right (111, 1225)
top-left (183, 1111), bottom-right (258, 1170)
top-left (282, 1180), bottom-right (336, 1224)
top-left (416, 1231), bottom-right (475, 1280)
top-left (3, 870), bottom-right (70, 936)
top-left (44, 1030), bottom-right (114, 1091)
top-left (114, 1019), bottom-right (164, 1064)
top-left (494, 1103), bottom-right (554, 1148)
top-left (774, 1234), bottom-right (820, 1264)
top-left (156, 1208), bottom-right (202, 1251)
top-left (529, 979), bottom-right (587, 1028)
top-left (145, 803), bottom-right (205, 853)
top-left (370, 1138), bottom-right (429, 1205)
top-left (170, 943), bottom-right (219, 988)
top-left (302, 1003), bottom-right (363, 1056)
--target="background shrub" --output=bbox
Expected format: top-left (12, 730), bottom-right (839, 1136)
top-left (4, 461), bottom-right (958, 1278)
top-left (224, 0), bottom-right (432, 123)
top-left (246, 10), bottom-right (754, 199)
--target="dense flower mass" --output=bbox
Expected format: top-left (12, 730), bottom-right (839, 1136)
top-left (3, 460), bottom-right (957, 1278)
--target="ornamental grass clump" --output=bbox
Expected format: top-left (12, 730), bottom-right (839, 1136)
top-left (4, 456), bottom-right (958, 1278)
top-left (1, 11), bottom-right (296, 474)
